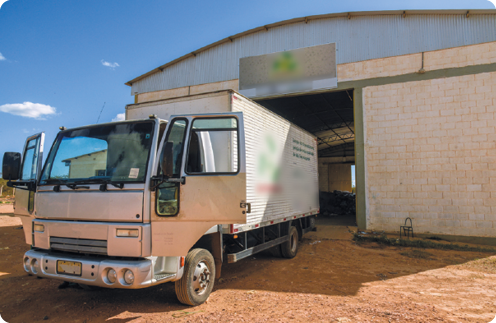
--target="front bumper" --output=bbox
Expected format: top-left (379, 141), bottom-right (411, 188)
top-left (23, 249), bottom-right (176, 289)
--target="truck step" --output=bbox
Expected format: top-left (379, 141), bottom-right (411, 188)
top-left (154, 273), bottom-right (176, 281)
top-left (227, 235), bottom-right (289, 263)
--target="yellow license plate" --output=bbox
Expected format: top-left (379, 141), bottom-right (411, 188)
top-left (57, 260), bottom-right (82, 276)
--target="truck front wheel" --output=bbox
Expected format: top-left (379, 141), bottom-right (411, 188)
top-left (281, 226), bottom-right (299, 258)
top-left (175, 248), bottom-right (216, 306)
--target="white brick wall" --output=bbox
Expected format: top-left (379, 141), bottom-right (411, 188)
top-left (338, 41), bottom-right (496, 82)
top-left (363, 72), bottom-right (496, 237)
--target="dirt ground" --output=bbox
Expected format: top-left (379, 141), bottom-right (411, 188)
top-left (1, 214), bottom-right (496, 323)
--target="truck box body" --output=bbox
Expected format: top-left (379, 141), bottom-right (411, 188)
top-left (127, 90), bottom-right (319, 233)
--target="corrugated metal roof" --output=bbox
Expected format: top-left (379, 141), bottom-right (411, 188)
top-left (127, 9), bottom-right (496, 95)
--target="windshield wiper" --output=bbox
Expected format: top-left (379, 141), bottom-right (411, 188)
top-left (109, 182), bottom-right (125, 189)
top-left (66, 183), bottom-right (90, 190)
top-left (48, 178), bottom-right (124, 191)
top-left (44, 179), bottom-right (69, 192)
top-left (44, 179), bottom-right (65, 184)
top-left (73, 179), bottom-right (125, 191)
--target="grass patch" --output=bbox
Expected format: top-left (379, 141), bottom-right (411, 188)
top-left (353, 232), bottom-right (496, 253)
top-left (0, 179), bottom-right (14, 197)
top-left (458, 256), bottom-right (496, 274)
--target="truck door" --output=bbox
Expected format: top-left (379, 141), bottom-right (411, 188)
top-left (14, 133), bottom-right (45, 244)
top-left (151, 113), bottom-right (246, 256)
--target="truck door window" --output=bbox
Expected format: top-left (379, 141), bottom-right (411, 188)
top-left (157, 122), bottom-right (168, 151)
top-left (158, 119), bottom-right (187, 177)
top-left (156, 119), bottom-right (187, 216)
top-left (186, 117), bottom-right (238, 174)
top-left (21, 137), bottom-right (40, 180)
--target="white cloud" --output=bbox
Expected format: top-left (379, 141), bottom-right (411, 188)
top-left (101, 59), bottom-right (119, 69)
top-left (0, 102), bottom-right (57, 119)
top-left (0, 52), bottom-right (6, 61)
top-left (112, 113), bottom-right (125, 122)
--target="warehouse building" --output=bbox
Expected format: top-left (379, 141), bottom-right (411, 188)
top-left (125, 10), bottom-right (496, 241)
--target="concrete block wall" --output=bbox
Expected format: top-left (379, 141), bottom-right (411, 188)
top-left (136, 80), bottom-right (239, 103)
top-left (338, 53), bottom-right (421, 82)
top-left (424, 41), bottom-right (496, 71)
top-left (363, 71), bottom-right (496, 237)
top-left (338, 41), bottom-right (496, 82)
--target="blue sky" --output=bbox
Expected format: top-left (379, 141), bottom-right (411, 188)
top-left (0, 0), bottom-right (494, 166)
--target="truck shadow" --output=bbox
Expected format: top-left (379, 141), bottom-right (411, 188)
top-left (0, 223), bottom-right (495, 322)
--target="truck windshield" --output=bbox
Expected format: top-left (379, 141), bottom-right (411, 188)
top-left (40, 121), bottom-right (154, 184)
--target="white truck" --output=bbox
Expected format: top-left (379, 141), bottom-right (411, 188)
top-left (3, 90), bottom-right (319, 305)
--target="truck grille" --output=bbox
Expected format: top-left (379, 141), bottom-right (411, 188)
top-left (50, 237), bottom-right (108, 255)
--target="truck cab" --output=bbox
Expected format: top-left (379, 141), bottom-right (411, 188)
top-left (4, 112), bottom-right (247, 305)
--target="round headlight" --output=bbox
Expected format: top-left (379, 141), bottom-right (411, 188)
top-left (23, 257), bottom-right (30, 272)
top-left (31, 259), bottom-right (38, 274)
top-left (107, 269), bottom-right (117, 283)
top-left (124, 269), bottom-right (134, 285)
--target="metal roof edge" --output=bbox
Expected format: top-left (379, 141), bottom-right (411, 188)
top-left (125, 9), bottom-right (496, 87)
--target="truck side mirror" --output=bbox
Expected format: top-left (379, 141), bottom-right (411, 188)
top-left (2, 152), bottom-right (21, 181)
top-left (161, 142), bottom-right (174, 177)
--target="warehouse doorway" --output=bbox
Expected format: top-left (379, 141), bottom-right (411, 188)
top-left (255, 89), bottom-right (357, 227)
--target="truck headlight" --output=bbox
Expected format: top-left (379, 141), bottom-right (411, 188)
top-left (116, 229), bottom-right (139, 237)
top-left (107, 269), bottom-right (117, 283)
top-left (31, 259), bottom-right (39, 274)
top-left (24, 257), bottom-right (30, 272)
top-left (124, 269), bottom-right (134, 285)
top-left (33, 224), bottom-right (45, 233)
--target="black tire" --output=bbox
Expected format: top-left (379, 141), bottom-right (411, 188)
top-left (267, 244), bottom-right (283, 258)
top-left (175, 248), bottom-right (216, 306)
top-left (281, 226), bottom-right (299, 258)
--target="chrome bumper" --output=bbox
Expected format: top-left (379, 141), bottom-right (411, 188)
top-left (23, 249), bottom-right (176, 289)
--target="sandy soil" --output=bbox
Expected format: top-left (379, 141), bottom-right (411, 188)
top-left (0, 215), bottom-right (496, 323)
top-left (0, 202), bottom-right (14, 215)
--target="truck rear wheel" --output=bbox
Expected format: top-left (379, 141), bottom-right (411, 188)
top-left (281, 226), bottom-right (299, 258)
top-left (175, 248), bottom-right (215, 306)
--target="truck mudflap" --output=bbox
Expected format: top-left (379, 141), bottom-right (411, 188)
top-left (23, 250), bottom-right (178, 289)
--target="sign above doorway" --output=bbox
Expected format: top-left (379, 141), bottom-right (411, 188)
top-left (239, 43), bottom-right (337, 99)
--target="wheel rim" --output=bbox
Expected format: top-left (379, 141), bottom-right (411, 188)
top-left (290, 230), bottom-right (297, 253)
top-left (192, 260), bottom-right (211, 296)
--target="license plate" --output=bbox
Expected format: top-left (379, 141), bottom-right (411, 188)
top-left (57, 260), bottom-right (82, 276)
